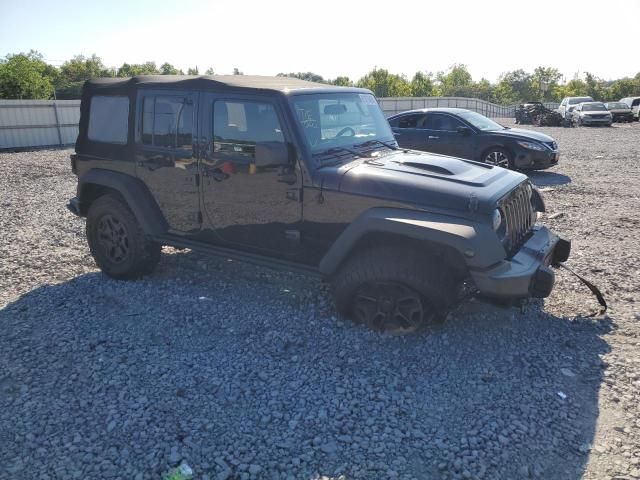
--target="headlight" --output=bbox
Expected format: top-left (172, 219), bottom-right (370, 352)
top-left (517, 141), bottom-right (545, 151)
top-left (492, 208), bottom-right (507, 240)
top-left (492, 209), bottom-right (502, 230)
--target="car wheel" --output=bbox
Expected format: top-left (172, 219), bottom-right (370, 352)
top-left (482, 148), bottom-right (513, 169)
top-left (331, 246), bottom-right (456, 334)
top-left (86, 193), bottom-right (161, 279)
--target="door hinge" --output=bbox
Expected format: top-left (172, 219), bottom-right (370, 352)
top-left (195, 173), bottom-right (200, 187)
top-left (197, 211), bottom-right (203, 224)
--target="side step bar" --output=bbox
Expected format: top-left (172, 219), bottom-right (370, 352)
top-left (152, 235), bottom-right (322, 278)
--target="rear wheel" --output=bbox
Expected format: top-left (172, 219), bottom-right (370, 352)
top-left (332, 246), bottom-right (457, 334)
top-left (482, 147), bottom-right (513, 169)
top-left (86, 194), bottom-right (161, 279)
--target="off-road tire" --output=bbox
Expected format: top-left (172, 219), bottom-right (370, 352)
top-left (331, 246), bottom-right (457, 332)
top-left (86, 193), bottom-right (161, 279)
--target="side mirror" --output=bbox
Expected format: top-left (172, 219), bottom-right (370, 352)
top-left (457, 126), bottom-right (471, 135)
top-left (254, 142), bottom-right (289, 168)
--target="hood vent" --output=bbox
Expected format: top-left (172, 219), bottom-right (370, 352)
top-left (401, 161), bottom-right (454, 175)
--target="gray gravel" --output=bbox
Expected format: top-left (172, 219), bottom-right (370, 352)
top-left (1, 121), bottom-right (639, 480)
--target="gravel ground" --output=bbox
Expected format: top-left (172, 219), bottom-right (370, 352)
top-left (1, 120), bottom-right (639, 480)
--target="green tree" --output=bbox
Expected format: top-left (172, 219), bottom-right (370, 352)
top-left (608, 75), bottom-right (640, 99)
top-left (160, 62), bottom-right (180, 75)
top-left (494, 69), bottom-right (533, 104)
top-left (331, 76), bottom-right (352, 86)
top-left (187, 66), bottom-right (199, 75)
top-left (436, 64), bottom-right (474, 97)
top-left (472, 78), bottom-right (493, 101)
top-left (277, 72), bottom-right (325, 83)
top-left (204, 67), bottom-right (215, 75)
top-left (56, 54), bottom-right (111, 98)
top-left (0, 50), bottom-right (56, 99)
top-left (410, 71), bottom-right (434, 97)
top-left (356, 68), bottom-right (411, 97)
top-left (531, 67), bottom-right (562, 101)
top-left (233, 67), bottom-right (243, 75)
top-left (116, 62), bottom-right (160, 77)
top-left (555, 75), bottom-right (588, 99)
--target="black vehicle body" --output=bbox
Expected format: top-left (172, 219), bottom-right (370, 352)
top-left (68, 76), bottom-right (570, 328)
top-left (604, 102), bottom-right (634, 122)
top-left (388, 108), bottom-right (559, 170)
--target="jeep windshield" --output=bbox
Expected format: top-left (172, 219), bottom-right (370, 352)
top-left (291, 92), bottom-right (395, 161)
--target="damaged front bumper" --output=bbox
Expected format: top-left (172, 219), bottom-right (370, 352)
top-left (469, 226), bottom-right (570, 299)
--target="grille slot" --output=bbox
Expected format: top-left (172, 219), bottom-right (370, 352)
top-left (500, 182), bottom-right (536, 256)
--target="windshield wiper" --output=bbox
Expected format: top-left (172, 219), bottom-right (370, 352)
top-left (313, 146), bottom-right (362, 165)
top-left (354, 139), bottom-right (398, 150)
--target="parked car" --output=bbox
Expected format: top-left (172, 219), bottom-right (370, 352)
top-left (387, 108), bottom-right (559, 170)
top-left (67, 75), bottom-right (570, 333)
top-left (570, 102), bottom-right (612, 127)
top-left (604, 102), bottom-right (634, 122)
top-left (558, 96), bottom-right (594, 120)
top-left (620, 96), bottom-right (640, 121)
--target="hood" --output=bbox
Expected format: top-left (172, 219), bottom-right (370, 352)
top-left (488, 127), bottom-right (554, 143)
top-left (333, 151), bottom-right (527, 215)
top-left (609, 108), bottom-right (631, 113)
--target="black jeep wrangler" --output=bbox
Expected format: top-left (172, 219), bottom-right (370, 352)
top-left (68, 75), bottom-right (570, 332)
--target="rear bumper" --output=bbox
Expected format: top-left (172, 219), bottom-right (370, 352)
top-left (469, 226), bottom-right (570, 299)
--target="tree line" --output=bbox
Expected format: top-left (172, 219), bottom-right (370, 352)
top-left (1, 50), bottom-right (639, 104)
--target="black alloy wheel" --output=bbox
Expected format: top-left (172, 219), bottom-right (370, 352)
top-left (352, 281), bottom-right (428, 334)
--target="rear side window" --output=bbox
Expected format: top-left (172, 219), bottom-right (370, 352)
top-left (88, 96), bottom-right (129, 144)
top-left (392, 113), bottom-right (424, 128)
top-left (141, 95), bottom-right (193, 150)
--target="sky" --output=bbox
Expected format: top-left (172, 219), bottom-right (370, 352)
top-left (1, 0), bottom-right (638, 83)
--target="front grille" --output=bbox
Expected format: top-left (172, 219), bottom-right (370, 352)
top-left (499, 182), bottom-right (537, 256)
top-left (589, 114), bottom-right (607, 119)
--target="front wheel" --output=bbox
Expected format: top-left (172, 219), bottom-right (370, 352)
top-left (86, 194), bottom-right (161, 279)
top-left (331, 246), bottom-right (456, 334)
top-left (482, 148), bottom-right (513, 169)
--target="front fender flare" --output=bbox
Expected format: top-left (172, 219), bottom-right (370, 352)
top-left (77, 169), bottom-right (168, 236)
top-left (318, 208), bottom-right (506, 276)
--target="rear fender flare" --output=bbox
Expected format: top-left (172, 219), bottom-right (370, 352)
top-left (77, 169), bottom-right (168, 236)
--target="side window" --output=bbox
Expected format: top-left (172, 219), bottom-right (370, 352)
top-left (397, 114), bottom-right (424, 129)
top-left (632, 99), bottom-right (640, 107)
top-left (213, 100), bottom-right (284, 164)
top-left (425, 113), bottom-right (463, 131)
top-left (141, 95), bottom-right (193, 150)
top-left (88, 96), bottom-right (129, 144)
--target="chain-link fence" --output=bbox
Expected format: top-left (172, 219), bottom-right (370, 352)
top-left (378, 97), bottom-right (560, 119)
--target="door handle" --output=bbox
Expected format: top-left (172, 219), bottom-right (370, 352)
top-left (393, 132), bottom-right (401, 137)
top-left (428, 136), bottom-right (439, 139)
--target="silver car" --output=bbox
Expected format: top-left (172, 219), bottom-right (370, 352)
top-left (571, 102), bottom-right (612, 127)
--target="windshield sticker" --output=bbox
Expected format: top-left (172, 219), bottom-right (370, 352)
top-left (296, 107), bottom-right (318, 128)
top-left (359, 94), bottom-right (378, 106)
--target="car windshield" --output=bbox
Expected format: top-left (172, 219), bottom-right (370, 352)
top-left (583, 103), bottom-right (607, 111)
top-left (569, 97), bottom-right (593, 104)
top-left (291, 92), bottom-right (394, 157)
top-left (607, 102), bottom-right (628, 109)
top-left (457, 111), bottom-right (505, 131)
